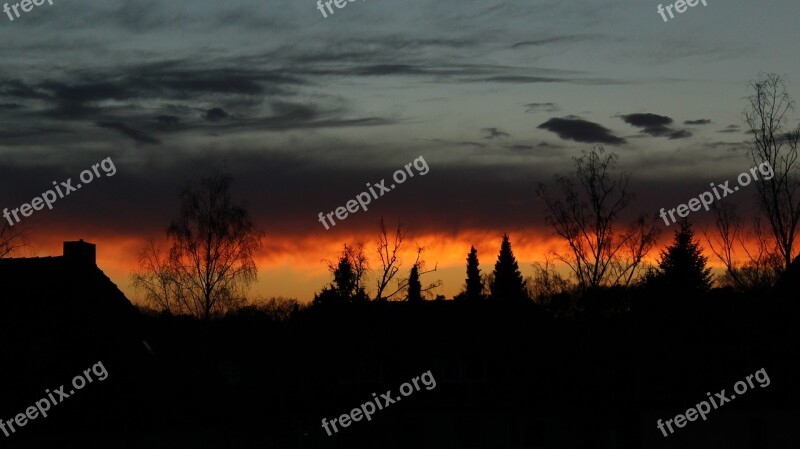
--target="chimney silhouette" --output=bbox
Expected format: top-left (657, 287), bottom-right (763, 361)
top-left (63, 239), bottom-right (96, 266)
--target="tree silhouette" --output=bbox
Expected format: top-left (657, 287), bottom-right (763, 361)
top-left (333, 254), bottom-right (358, 299)
top-left (464, 246), bottom-right (484, 301)
top-left (0, 221), bottom-right (27, 259)
top-left (744, 73), bottom-right (800, 270)
top-left (374, 218), bottom-right (406, 301)
top-left (537, 146), bottom-right (660, 290)
top-left (131, 238), bottom-right (179, 314)
top-left (161, 169), bottom-right (264, 321)
top-left (647, 220), bottom-right (712, 293)
top-left (407, 264), bottom-right (422, 302)
top-left (378, 244), bottom-right (442, 301)
top-left (490, 234), bottom-right (527, 301)
top-left (314, 244), bottom-right (370, 305)
top-left (394, 246), bottom-right (442, 301)
top-left (703, 201), bottom-right (782, 291)
top-left (528, 257), bottom-right (571, 304)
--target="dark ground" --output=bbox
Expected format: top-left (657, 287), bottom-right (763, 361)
top-left (1, 279), bottom-right (799, 448)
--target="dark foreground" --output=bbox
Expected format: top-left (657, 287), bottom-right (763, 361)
top-left (1, 283), bottom-right (799, 448)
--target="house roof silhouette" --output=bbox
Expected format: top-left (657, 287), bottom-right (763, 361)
top-left (0, 239), bottom-right (134, 312)
top-left (0, 240), bottom-right (142, 400)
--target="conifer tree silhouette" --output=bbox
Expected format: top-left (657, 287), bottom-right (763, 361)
top-left (490, 234), bottom-right (527, 301)
top-left (313, 244), bottom-right (369, 305)
top-left (407, 264), bottom-right (422, 302)
top-left (332, 256), bottom-right (358, 299)
top-left (465, 246), bottom-right (484, 301)
top-left (648, 220), bottom-right (712, 293)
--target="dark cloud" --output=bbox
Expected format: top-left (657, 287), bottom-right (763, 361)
top-left (482, 127), bottom-right (510, 139)
top-left (505, 145), bottom-right (534, 151)
top-left (0, 148), bottom-right (751, 244)
top-left (511, 35), bottom-right (599, 49)
top-left (0, 57), bottom-right (402, 143)
top-left (156, 115), bottom-right (180, 125)
top-left (292, 61), bottom-right (571, 81)
top-left (126, 62), bottom-right (303, 96)
top-left (524, 102), bottom-right (560, 113)
top-left (684, 119), bottom-right (711, 125)
top-left (96, 121), bottom-right (160, 144)
top-left (703, 141), bottom-right (746, 151)
top-left (270, 102), bottom-right (317, 121)
top-left (621, 113), bottom-right (672, 128)
top-left (332, 65), bottom-right (606, 85)
top-left (203, 108), bottom-right (230, 122)
top-left (503, 143), bottom-right (565, 153)
top-left (538, 117), bottom-right (625, 144)
top-left (666, 129), bottom-right (692, 139)
top-left (38, 80), bottom-right (137, 119)
top-left (478, 76), bottom-right (564, 83)
top-left (280, 52), bottom-right (627, 86)
top-left (0, 79), bottom-right (51, 100)
top-left (253, 116), bottom-right (397, 131)
top-left (422, 138), bottom-right (488, 149)
top-left (352, 64), bottom-right (447, 77)
top-left (621, 113), bottom-right (692, 139)
top-left (0, 103), bottom-right (23, 110)
top-left (718, 124), bottom-right (741, 133)
top-left (289, 62), bottom-right (489, 78)
top-left (0, 63), bottom-right (305, 123)
top-left (286, 37), bottom-right (482, 66)
top-left (479, 77), bottom-right (628, 86)
top-left (0, 126), bottom-right (73, 140)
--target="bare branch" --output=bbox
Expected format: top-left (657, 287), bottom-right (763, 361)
top-left (537, 146), bottom-right (657, 290)
top-left (374, 218), bottom-right (406, 301)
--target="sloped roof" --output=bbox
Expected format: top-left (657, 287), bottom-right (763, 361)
top-left (0, 253), bottom-right (135, 317)
top-left (0, 243), bottom-right (142, 400)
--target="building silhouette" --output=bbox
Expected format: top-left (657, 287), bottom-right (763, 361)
top-left (0, 240), bottom-right (146, 448)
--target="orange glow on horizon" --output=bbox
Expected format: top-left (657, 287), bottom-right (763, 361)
top-left (16, 226), bottom-right (767, 306)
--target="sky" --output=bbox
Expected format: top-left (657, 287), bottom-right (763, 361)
top-left (1, 0), bottom-right (799, 303)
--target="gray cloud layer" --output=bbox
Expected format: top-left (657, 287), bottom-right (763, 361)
top-left (0, 0), bottom-right (795, 247)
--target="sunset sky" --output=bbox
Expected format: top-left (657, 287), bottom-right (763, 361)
top-left (1, 0), bottom-right (799, 303)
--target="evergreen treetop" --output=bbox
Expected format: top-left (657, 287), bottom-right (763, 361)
top-left (490, 234), bottom-right (527, 301)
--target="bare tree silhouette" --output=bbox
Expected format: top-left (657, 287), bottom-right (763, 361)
top-left (167, 170), bottom-right (264, 320)
top-left (131, 169), bottom-right (264, 320)
top-left (703, 201), bottom-right (782, 291)
top-left (528, 256), bottom-right (571, 304)
top-left (389, 245), bottom-right (442, 301)
top-left (744, 73), bottom-right (800, 270)
top-left (130, 238), bottom-right (180, 314)
top-left (0, 222), bottom-right (27, 259)
top-left (537, 146), bottom-right (660, 291)
top-left (374, 218), bottom-right (406, 301)
top-left (317, 226), bottom-right (441, 303)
